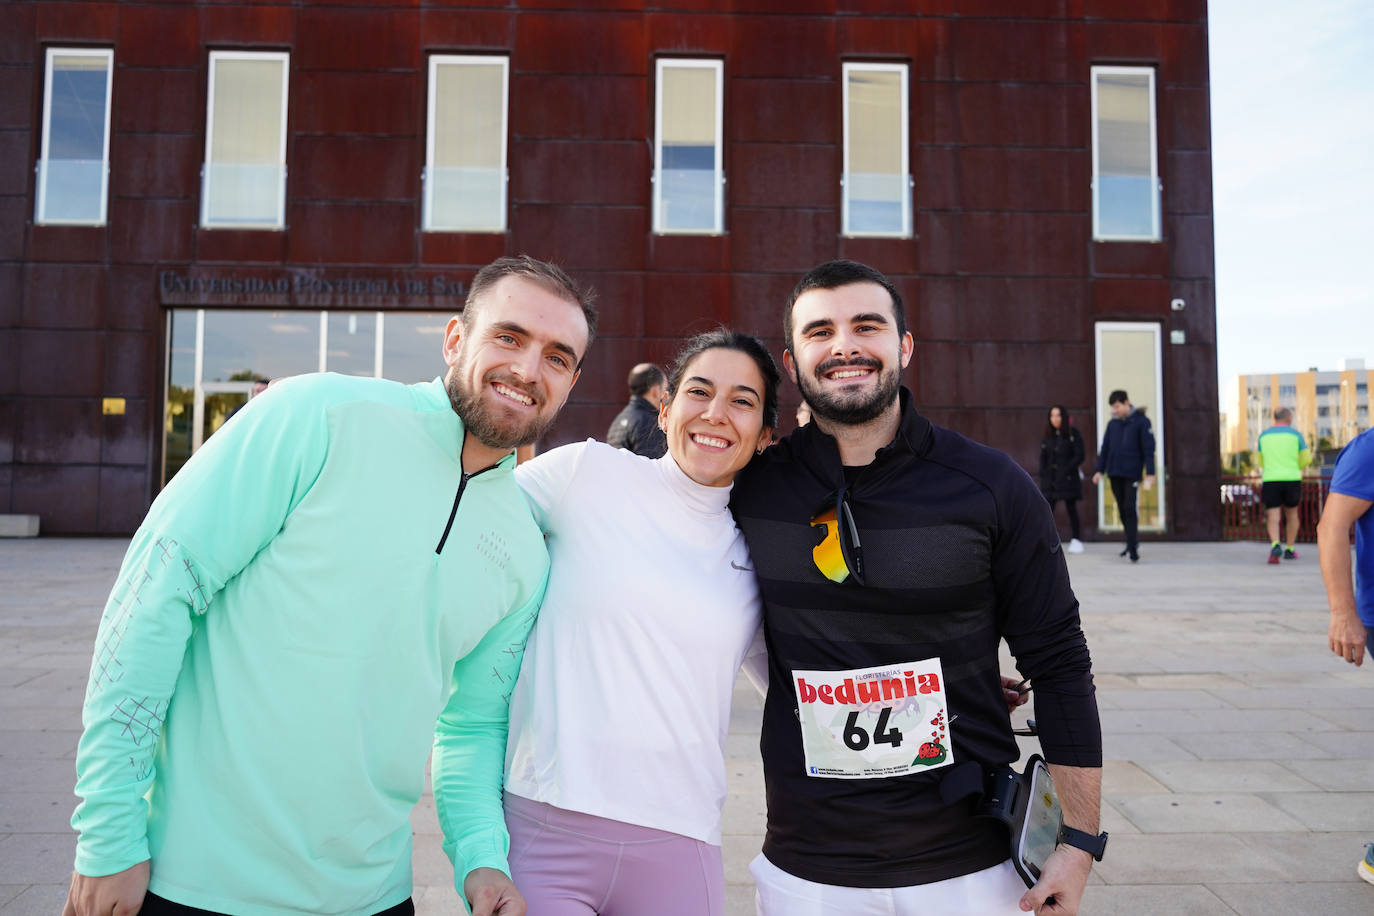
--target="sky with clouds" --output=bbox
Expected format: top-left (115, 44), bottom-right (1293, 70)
top-left (1208, 0), bottom-right (1374, 390)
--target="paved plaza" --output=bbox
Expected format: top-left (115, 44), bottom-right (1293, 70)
top-left (2, 537), bottom-right (1371, 915)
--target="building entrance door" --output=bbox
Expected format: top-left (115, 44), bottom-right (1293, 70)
top-left (1094, 322), bottom-right (1166, 532)
top-left (163, 308), bottom-right (451, 486)
top-left (194, 380), bottom-right (256, 451)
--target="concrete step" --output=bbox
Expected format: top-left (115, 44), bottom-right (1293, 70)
top-left (0, 514), bottom-right (40, 537)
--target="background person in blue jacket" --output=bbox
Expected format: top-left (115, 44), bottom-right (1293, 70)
top-left (1091, 389), bottom-right (1156, 562)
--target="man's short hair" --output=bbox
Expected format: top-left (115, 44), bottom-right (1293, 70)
top-left (783, 260), bottom-right (906, 350)
top-left (1108, 390), bottom-right (1130, 405)
top-left (1274, 406), bottom-right (1293, 423)
top-left (462, 255), bottom-right (599, 365)
top-left (627, 363), bottom-right (666, 398)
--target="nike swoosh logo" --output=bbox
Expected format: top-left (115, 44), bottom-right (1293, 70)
top-left (731, 561), bottom-right (754, 572)
top-left (1049, 541), bottom-right (1062, 554)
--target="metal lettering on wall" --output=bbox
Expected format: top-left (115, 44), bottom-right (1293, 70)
top-left (158, 269), bottom-right (467, 307)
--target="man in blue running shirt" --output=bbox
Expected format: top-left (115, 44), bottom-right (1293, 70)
top-left (1319, 427), bottom-right (1374, 664)
top-left (1317, 428), bottom-right (1374, 885)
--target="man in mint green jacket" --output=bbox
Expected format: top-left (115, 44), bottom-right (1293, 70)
top-left (64, 257), bottom-right (596, 916)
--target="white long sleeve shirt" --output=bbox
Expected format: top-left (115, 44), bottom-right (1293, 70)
top-left (506, 441), bottom-right (763, 845)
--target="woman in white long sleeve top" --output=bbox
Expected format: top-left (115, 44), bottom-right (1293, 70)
top-left (503, 329), bottom-right (779, 916)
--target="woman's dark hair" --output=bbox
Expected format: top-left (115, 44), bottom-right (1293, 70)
top-left (665, 328), bottom-right (781, 430)
top-left (1044, 404), bottom-right (1073, 440)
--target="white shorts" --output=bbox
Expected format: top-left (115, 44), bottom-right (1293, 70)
top-left (751, 853), bottom-right (1027, 916)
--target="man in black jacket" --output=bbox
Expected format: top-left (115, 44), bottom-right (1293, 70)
top-left (1090, 390), bottom-right (1156, 562)
top-left (605, 363), bottom-right (667, 457)
top-left (731, 260), bottom-right (1103, 915)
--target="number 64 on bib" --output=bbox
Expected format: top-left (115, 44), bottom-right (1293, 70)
top-left (792, 659), bottom-right (952, 780)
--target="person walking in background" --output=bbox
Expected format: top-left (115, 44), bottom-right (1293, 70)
top-left (1257, 407), bottom-right (1311, 564)
top-left (1315, 427), bottom-right (1374, 884)
top-left (606, 362), bottom-right (668, 457)
top-left (1040, 404), bottom-right (1087, 554)
top-left (1091, 389), bottom-right (1155, 563)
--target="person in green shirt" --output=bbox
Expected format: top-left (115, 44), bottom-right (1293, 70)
top-left (63, 256), bottom-right (596, 916)
top-left (1257, 407), bottom-right (1312, 563)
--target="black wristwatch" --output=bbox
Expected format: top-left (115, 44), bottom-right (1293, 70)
top-left (1058, 825), bottom-right (1109, 861)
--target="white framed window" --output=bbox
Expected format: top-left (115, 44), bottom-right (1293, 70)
top-left (653, 58), bottom-right (724, 234)
top-left (1091, 66), bottom-right (1160, 241)
top-left (842, 62), bottom-right (910, 238)
top-left (201, 51), bottom-right (289, 229)
top-left (35, 48), bottom-right (113, 225)
top-left (424, 55), bottom-right (509, 232)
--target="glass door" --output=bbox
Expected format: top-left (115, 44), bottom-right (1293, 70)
top-left (164, 309), bottom-right (451, 485)
top-left (1094, 322), bottom-right (1165, 531)
top-left (194, 381), bottom-right (254, 451)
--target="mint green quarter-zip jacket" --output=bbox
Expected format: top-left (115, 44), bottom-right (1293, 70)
top-left (71, 373), bottom-right (548, 916)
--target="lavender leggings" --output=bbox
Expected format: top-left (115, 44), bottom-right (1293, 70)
top-left (504, 793), bottom-right (724, 915)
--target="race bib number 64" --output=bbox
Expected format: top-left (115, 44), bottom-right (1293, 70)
top-left (792, 659), bottom-right (951, 779)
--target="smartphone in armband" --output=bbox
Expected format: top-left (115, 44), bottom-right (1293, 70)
top-left (962, 754), bottom-right (1108, 890)
top-left (1014, 755), bottom-right (1063, 886)
top-left (971, 754), bottom-right (1061, 888)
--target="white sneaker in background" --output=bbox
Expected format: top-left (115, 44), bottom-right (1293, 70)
top-left (1067, 539), bottom-right (1085, 554)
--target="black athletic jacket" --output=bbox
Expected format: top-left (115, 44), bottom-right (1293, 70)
top-left (730, 388), bottom-right (1101, 888)
top-left (605, 396), bottom-right (667, 458)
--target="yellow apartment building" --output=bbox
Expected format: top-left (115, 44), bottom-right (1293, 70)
top-left (1224, 359), bottom-right (1370, 458)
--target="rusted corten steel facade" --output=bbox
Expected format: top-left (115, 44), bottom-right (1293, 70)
top-left (0, 0), bottom-right (1219, 537)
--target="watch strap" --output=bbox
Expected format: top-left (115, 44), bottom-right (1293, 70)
top-left (1058, 825), bottom-right (1108, 861)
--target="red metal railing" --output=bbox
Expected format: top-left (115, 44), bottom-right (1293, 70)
top-left (1220, 474), bottom-right (1332, 543)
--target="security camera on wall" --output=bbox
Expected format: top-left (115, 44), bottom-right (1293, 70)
top-left (1170, 298), bottom-right (1186, 311)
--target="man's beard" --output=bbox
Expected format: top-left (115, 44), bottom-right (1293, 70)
top-left (445, 364), bottom-right (556, 452)
top-left (797, 356), bottom-right (901, 426)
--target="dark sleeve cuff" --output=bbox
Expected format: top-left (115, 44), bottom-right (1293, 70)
top-left (1030, 676), bottom-right (1103, 768)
